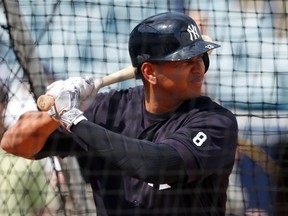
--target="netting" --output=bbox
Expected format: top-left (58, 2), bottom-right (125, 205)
top-left (0, 0), bottom-right (288, 215)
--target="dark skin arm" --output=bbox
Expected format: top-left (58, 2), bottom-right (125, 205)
top-left (0, 111), bottom-right (60, 159)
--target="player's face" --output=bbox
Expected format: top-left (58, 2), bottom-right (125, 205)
top-left (154, 54), bottom-right (205, 100)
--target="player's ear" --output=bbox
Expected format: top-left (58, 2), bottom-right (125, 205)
top-left (141, 62), bottom-right (157, 85)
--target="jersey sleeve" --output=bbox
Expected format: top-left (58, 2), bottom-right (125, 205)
top-left (161, 108), bottom-right (238, 183)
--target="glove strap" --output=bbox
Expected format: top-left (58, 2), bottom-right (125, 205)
top-left (48, 105), bottom-right (60, 120)
top-left (60, 108), bottom-right (87, 132)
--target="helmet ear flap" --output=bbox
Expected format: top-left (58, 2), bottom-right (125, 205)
top-left (202, 52), bottom-right (210, 73)
top-left (135, 54), bottom-right (151, 79)
top-left (136, 64), bottom-right (143, 79)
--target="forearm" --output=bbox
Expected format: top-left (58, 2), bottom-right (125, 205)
top-left (0, 111), bottom-right (60, 159)
top-left (72, 120), bottom-right (188, 184)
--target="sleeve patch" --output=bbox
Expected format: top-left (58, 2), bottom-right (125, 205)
top-left (192, 131), bottom-right (207, 147)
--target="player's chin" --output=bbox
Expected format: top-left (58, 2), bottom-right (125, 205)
top-left (188, 82), bottom-right (202, 93)
top-left (183, 89), bottom-right (202, 100)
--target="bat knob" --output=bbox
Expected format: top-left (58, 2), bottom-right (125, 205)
top-left (37, 95), bottom-right (54, 111)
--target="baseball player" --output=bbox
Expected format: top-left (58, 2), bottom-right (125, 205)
top-left (1, 12), bottom-right (238, 215)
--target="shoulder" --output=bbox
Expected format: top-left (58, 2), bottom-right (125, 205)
top-left (197, 96), bottom-right (235, 117)
top-left (183, 96), bottom-right (238, 130)
top-left (194, 96), bottom-right (227, 110)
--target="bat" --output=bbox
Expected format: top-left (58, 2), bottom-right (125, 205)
top-left (37, 66), bottom-right (136, 111)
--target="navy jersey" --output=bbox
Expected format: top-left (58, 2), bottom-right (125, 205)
top-left (36, 85), bottom-right (238, 216)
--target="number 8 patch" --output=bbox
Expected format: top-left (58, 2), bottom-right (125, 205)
top-left (192, 132), bottom-right (207, 146)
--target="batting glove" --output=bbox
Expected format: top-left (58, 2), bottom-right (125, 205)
top-left (46, 76), bottom-right (95, 117)
top-left (78, 77), bottom-right (102, 111)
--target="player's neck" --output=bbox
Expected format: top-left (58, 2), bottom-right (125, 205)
top-left (143, 80), bottom-right (185, 114)
top-left (144, 92), bottom-right (183, 114)
top-left (144, 102), bottom-right (182, 114)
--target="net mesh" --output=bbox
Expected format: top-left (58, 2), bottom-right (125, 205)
top-left (0, 0), bottom-right (288, 215)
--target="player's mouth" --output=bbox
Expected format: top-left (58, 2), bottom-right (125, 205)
top-left (189, 74), bottom-right (203, 85)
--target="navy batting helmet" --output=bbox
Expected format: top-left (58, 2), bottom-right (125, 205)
top-left (129, 12), bottom-right (220, 78)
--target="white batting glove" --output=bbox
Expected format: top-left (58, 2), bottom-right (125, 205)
top-left (46, 76), bottom-right (96, 117)
top-left (79, 78), bottom-right (102, 111)
top-left (64, 76), bottom-right (96, 101)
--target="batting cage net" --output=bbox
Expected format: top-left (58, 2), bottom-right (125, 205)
top-left (0, 0), bottom-right (288, 215)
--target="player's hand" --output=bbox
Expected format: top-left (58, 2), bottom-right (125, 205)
top-left (79, 78), bottom-right (102, 111)
top-left (46, 76), bottom-right (95, 117)
top-left (63, 76), bottom-right (96, 102)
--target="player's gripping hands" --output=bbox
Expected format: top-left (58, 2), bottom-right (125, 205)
top-left (45, 76), bottom-right (102, 131)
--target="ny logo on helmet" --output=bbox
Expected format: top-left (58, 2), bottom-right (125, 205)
top-left (187, 24), bottom-right (200, 41)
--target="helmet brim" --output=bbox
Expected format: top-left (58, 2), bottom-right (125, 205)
top-left (150, 40), bottom-right (220, 62)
